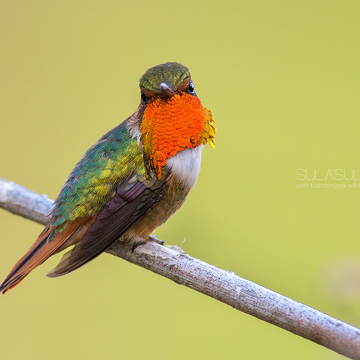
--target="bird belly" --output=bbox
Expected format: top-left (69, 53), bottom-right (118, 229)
top-left (166, 144), bottom-right (204, 189)
top-left (122, 175), bottom-right (191, 244)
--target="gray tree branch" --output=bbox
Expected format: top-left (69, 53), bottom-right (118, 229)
top-left (0, 177), bottom-right (359, 359)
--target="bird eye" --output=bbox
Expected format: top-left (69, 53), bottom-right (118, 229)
top-left (141, 92), bottom-right (149, 104)
top-left (186, 82), bottom-right (195, 94)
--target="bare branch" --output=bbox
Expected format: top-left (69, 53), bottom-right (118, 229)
top-left (0, 177), bottom-right (360, 359)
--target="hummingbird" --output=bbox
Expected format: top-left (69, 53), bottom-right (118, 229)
top-left (0, 62), bottom-right (215, 294)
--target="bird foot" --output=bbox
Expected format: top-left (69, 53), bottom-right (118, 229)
top-left (131, 235), bottom-right (164, 252)
top-left (148, 235), bottom-right (165, 245)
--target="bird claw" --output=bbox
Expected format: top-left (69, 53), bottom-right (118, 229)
top-left (131, 241), bottom-right (146, 252)
top-left (149, 235), bottom-right (164, 245)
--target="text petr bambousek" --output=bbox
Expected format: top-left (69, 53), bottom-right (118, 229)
top-left (296, 169), bottom-right (360, 189)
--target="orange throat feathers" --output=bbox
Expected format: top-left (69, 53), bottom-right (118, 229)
top-left (140, 93), bottom-right (215, 179)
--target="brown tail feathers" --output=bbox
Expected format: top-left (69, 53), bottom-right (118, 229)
top-left (0, 218), bottom-right (92, 294)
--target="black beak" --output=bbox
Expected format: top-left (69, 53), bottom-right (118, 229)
top-left (160, 82), bottom-right (174, 97)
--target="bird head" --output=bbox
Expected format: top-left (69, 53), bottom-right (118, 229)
top-left (139, 62), bottom-right (193, 99)
top-left (139, 62), bottom-right (215, 179)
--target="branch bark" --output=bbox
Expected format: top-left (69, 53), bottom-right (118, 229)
top-left (1, 177), bottom-right (360, 359)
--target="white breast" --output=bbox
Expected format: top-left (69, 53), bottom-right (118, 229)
top-left (166, 144), bottom-right (204, 188)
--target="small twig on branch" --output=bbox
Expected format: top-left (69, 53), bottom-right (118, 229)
top-left (0, 178), bottom-right (360, 359)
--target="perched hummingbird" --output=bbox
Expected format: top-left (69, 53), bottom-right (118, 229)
top-left (0, 62), bottom-right (215, 294)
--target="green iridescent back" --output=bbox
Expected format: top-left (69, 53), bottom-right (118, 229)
top-left (51, 121), bottom-right (144, 234)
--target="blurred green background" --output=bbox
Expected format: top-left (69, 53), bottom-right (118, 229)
top-left (0, 1), bottom-right (359, 359)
